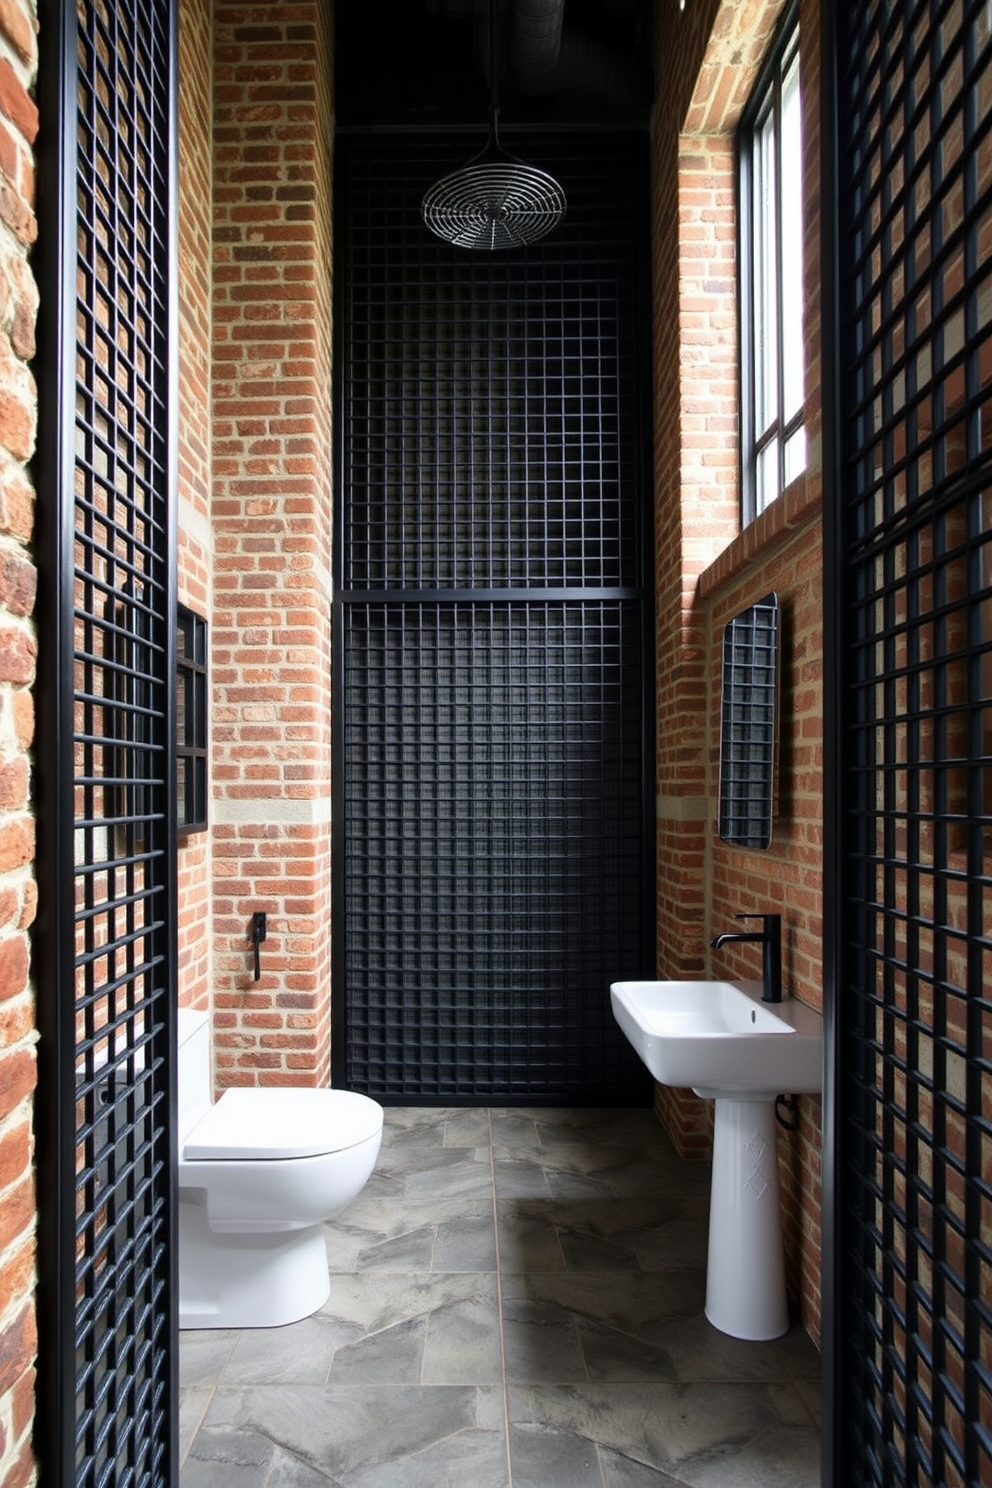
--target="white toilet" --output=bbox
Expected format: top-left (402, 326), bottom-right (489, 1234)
top-left (177, 1008), bottom-right (383, 1329)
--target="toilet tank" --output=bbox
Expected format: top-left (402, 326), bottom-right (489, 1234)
top-left (177, 1008), bottom-right (212, 1139)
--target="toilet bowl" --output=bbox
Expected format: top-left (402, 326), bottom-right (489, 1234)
top-left (177, 1008), bottom-right (383, 1329)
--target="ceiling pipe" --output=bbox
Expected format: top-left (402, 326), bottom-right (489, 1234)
top-left (552, 24), bottom-right (653, 107)
top-left (509, 0), bottom-right (652, 109)
top-left (429, 0), bottom-right (653, 114)
top-left (511, 0), bottom-right (566, 97)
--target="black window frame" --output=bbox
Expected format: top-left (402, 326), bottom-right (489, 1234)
top-left (737, 0), bottom-right (804, 526)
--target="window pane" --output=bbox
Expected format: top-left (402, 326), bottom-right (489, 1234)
top-left (781, 50), bottom-right (804, 426)
top-left (757, 436), bottom-right (779, 513)
top-left (784, 425), bottom-right (806, 486)
top-left (740, 6), bottom-right (805, 524)
top-left (754, 105), bottom-right (778, 436)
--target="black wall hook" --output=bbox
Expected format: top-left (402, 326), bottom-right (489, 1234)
top-left (250, 911), bottom-right (267, 982)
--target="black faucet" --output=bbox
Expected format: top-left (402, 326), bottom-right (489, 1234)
top-left (710, 913), bottom-right (782, 1002)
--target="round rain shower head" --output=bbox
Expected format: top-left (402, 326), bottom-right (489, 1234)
top-left (421, 148), bottom-right (567, 251)
top-left (419, 0), bottom-right (566, 253)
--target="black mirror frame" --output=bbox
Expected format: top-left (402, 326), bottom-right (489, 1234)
top-left (717, 591), bottom-right (779, 849)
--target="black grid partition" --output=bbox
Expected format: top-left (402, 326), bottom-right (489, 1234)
top-left (718, 592), bottom-right (778, 848)
top-left (829, 0), bottom-right (992, 1483)
top-left (36, 3), bottom-right (177, 1484)
top-left (336, 133), bottom-right (653, 1101)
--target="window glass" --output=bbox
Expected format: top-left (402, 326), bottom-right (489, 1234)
top-left (780, 47), bottom-right (804, 424)
top-left (740, 2), bottom-right (804, 522)
top-left (754, 108), bottom-right (778, 440)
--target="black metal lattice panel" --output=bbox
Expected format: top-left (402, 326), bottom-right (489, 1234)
top-left (336, 132), bottom-right (652, 1102)
top-left (718, 592), bottom-right (778, 848)
top-left (62, 4), bottom-right (177, 1485)
top-left (834, 1), bottom-right (992, 1483)
top-left (340, 134), bottom-right (644, 594)
top-left (342, 600), bottom-right (651, 1099)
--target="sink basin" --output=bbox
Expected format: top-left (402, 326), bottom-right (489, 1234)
top-left (609, 979), bottom-right (822, 1097)
top-left (610, 978), bottom-right (823, 1341)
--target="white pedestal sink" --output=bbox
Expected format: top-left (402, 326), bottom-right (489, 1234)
top-left (610, 978), bottom-right (822, 1341)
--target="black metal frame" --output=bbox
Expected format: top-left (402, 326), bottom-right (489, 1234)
top-left (823, 1), bottom-right (992, 1483)
top-left (717, 591), bottom-right (779, 849)
top-left (34, 2), bottom-right (179, 1483)
top-left (332, 129), bottom-right (655, 1104)
top-left (737, 0), bottom-right (803, 525)
top-left (820, 0), bottom-right (845, 1479)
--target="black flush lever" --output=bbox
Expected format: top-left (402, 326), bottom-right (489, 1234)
top-left (250, 911), bottom-right (267, 982)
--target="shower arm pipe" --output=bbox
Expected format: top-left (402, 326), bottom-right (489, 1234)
top-left (511, 0), bottom-right (565, 96)
top-left (488, 0), bottom-right (501, 123)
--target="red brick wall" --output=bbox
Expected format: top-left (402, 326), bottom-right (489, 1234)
top-left (177, 0), bottom-right (214, 1014)
top-left (210, 2), bottom-right (334, 1088)
top-left (0, 4), bottom-right (37, 1482)
top-left (650, 0), bottom-right (825, 1342)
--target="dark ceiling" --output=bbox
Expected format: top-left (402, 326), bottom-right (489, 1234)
top-left (335, 0), bottom-right (655, 130)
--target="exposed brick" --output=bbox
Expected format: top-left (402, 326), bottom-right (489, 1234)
top-left (0, 1116), bottom-right (29, 1193)
top-left (4, 254), bottom-right (35, 362)
top-left (0, 459), bottom-right (31, 543)
top-left (0, 59), bottom-right (36, 144)
top-left (2, 1440), bottom-right (33, 1488)
top-left (207, 1), bottom-right (334, 1090)
top-left (0, 1170), bottom-right (32, 1252)
top-left (0, 818), bottom-right (31, 873)
top-left (9, 688), bottom-right (31, 751)
top-left (0, 4), bottom-right (32, 68)
top-left (0, 756), bottom-right (25, 811)
top-left (651, 0), bottom-right (823, 1346)
top-left (0, 932), bottom-right (27, 999)
top-left (0, 1045), bottom-right (33, 1118)
top-left (0, 387), bottom-right (32, 462)
top-left (0, 548), bottom-right (33, 615)
top-left (0, 1300), bottom-right (34, 1400)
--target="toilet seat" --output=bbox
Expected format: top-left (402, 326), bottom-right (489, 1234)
top-left (183, 1087), bottom-right (383, 1160)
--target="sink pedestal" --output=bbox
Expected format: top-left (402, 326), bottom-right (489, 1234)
top-left (609, 978), bottom-right (821, 1342)
top-left (704, 1096), bottom-right (788, 1340)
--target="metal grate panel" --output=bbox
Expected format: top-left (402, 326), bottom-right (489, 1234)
top-left (343, 600), bottom-right (648, 1098)
top-left (718, 591), bottom-right (779, 848)
top-left (37, 3), bottom-right (178, 1484)
top-left (336, 132), bottom-right (652, 1101)
top-left (342, 134), bottom-right (642, 594)
top-left (832, 0), bottom-right (992, 1482)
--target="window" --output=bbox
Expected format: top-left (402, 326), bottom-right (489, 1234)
top-left (177, 604), bottom-right (208, 834)
top-left (738, 0), bottom-right (804, 522)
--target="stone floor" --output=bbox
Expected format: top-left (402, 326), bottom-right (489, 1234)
top-left (179, 1106), bottom-right (822, 1487)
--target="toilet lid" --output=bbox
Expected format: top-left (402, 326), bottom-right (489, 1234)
top-left (183, 1087), bottom-right (383, 1160)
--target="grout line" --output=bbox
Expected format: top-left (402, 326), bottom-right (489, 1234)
top-left (178, 1381), bottom-right (216, 1471)
top-left (488, 1109), bottom-right (514, 1487)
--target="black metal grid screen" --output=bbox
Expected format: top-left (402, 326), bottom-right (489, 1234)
top-left (343, 600), bottom-right (646, 1096)
top-left (835, 0), bottom-right (992, 1482)
top-left (61, 4), bottom-right (176, 1484)
top-left (342, 135), bottom-right (640, 595)
top-left (718, 592), bottom-right (778, 848)
top-left (336, 133), bottom-right (652, 1101)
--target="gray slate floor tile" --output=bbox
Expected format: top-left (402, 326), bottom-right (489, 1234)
top-left (181, 1106), bottom-right (821, 1488)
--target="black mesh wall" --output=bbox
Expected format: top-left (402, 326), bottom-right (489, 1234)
top-left (36, 3), bottom-right (178, 1484)
top-left (829, 0), bottom-right (992, 1483)
top-left (335, 132), bottom-right (653, 1102)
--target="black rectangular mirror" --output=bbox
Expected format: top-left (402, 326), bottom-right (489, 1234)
top-left (718, 591), bottom-right (779, 849)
